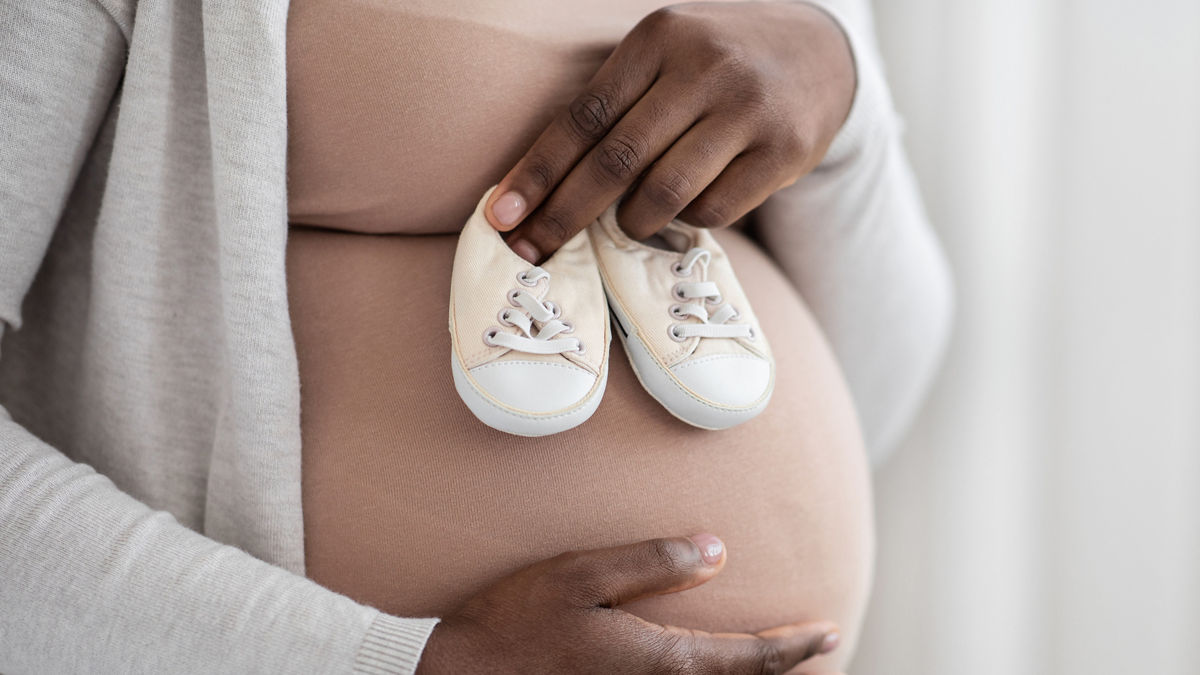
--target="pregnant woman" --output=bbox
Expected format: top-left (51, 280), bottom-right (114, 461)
top-left (0, 1), bottom-right (951, 673)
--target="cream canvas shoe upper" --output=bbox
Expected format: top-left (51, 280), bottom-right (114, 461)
top-left (449, 188), bottom-right (610, 436)
top-left (589, 204), bottom-right (774, 430)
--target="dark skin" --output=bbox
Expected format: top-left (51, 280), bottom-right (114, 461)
top-left (417, 535), bottom-right (845, 674)
top-left (423, 2), bottom-right (858, 671)
top-left (484, 1), bottom-right (856, 262)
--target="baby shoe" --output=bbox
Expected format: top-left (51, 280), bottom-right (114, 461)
top-left (588, 205), bottom-right (773, 430)
top-left (449, 187), bottom-right (611, 437)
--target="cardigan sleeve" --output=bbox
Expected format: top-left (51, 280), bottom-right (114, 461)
top-left (755, 0), bottom-right (955, 464)
top-left (0, 3), bottom-right (437, 673)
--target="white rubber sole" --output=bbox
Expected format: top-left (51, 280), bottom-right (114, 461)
top-left (605, 288), bottom-right (773, 431)
top-left (451, 355), bottom-right (608, 437)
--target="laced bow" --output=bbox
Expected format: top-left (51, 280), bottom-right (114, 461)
top-left (485, 267), bottom-right (582, 354)
top-left (669, 248), bottom-right (753, 340)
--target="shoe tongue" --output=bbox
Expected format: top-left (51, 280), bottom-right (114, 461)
top-left (639, 225), bottom-right (693, 253)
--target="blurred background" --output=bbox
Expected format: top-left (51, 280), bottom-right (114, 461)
top-left (851, 0), bottom-right (1200, 673)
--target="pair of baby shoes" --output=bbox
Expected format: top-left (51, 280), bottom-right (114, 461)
top-left (449, 187), bottom-right (774, 437)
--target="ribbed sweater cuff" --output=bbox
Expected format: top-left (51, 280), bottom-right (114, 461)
top-left (352, 614), bottom-right (441, 675)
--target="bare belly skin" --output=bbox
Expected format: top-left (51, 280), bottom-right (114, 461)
top-left (287, 227), bottom-right (874, 669)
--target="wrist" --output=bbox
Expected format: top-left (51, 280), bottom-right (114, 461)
top-left (788, 0), bottom-right (895, 167)
top-left (791, 1), bottom-right (858, 139)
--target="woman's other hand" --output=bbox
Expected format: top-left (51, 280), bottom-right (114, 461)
top-left (485, 1), bottom-right (855, 263)
top-left (415, 534), bottom-right (841, 674)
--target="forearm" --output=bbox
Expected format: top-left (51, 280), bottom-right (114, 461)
top-left (1, 3), bottom-right (440, 670)
top-left (0, 414), bottom-right (438, 673)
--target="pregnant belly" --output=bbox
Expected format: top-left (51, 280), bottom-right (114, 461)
top-left (287, 227), bottom-right (874, 665)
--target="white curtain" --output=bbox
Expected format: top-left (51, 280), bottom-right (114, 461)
top-left (852, 1), bottom-right (1200, 673)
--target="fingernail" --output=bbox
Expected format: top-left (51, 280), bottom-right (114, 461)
top-left (491, 191), bottom-right (526, 229)
top-left (819, 631), bottom-right (841, 655)
top-left (510, 238), bottom-right (539, 264)
top-left (688, 533), bottom-right (724, 565)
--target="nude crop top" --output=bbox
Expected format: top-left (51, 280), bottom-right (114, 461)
top-left (286, 0), bottom-right (709, 235)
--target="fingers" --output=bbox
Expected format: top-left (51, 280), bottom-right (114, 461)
top-left (656, 620), bottom-right (840, 674)
top-left (753, 622), bottom-right (841, 671)
top-left (484, 34), bottom-right (661, 233)
top-left (678, 149), bottom-right (789, 230)
top-left (615, 117), bottom-right (745, 240)
top-left (505, 85), bottom-right (704, 260)
top-left (543, 534), bottom-right (726, 608)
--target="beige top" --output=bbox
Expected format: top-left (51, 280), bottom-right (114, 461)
top-left (287, 0), bottom-right (710, 236)
top-left (284, 1), bottom-right (934, 668)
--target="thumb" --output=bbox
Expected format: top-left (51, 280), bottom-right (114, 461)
top-left (546, 533), bottom-right (727, 608)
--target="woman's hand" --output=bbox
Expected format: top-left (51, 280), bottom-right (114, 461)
top-left (485, 1), bottom-right (856, 263)
top-left (416, 534), bottom-right (842, 674)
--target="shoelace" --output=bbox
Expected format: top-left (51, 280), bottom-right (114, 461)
top-left (668, 248), bottom-right (754, 341)
top-left (484, 267), bottom-right (583, 355)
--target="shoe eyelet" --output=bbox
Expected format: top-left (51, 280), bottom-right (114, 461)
top-left (560, 321), bottom-right (575, 333)
top-left (671, 262), bottom-right (688, 277)
top-left (516, 271), bottom-right (538, 287)
top-left (546, 301), bottom-right (561, 319)
top-left (668, 324), bottom-right (687, 343)
top-left (668, 304), bottom-right (686, 320)
top-left (574, 341), bottom-right (586, 354)
top-left (706, 294), bottom-right (723, 305)
top-left (497, 309), bottom-right (515, 326)
top-left (508, 289), bottom-right (523, 306)
top-left (747, 326), bottom-right (757, 341)
top-left (483, 327), bottom-right (501, 346)
top-left (671, 283), bottom-right (687, 301)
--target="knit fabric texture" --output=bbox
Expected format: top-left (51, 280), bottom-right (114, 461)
top-left (0, 0), bottom-right (949, 672)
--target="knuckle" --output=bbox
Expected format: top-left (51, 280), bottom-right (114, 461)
top-left (647, 537), bottom-right (693, 577)
top-left (701, 53), bottom-right (770, 110)
top-left (736, 74), bottom-right (771, 107)
top-left (714, 70), bottom-right (768, 112)
top-left (697, 35), bottom-right (750, 74)
top-left (593, 134), bottom-right (645, 183)
top-left (642, 170), bottom-right (693, 212)
top-left (543, 549), bottom-right (584, 581)
top-left (533, 207), bottom-right (576, 245)
top-left (538, 553), bottom-right (576, 588)
top-left (523, 155), bottom-right (558, 193)
top-left (752, 641), bottom-right (785, 675)
top-left (562, 576), bottom-right (608, 607)
top-left (775, 126), bottom-right (813, 162)
top-left (663, 655), bottom-right (695, 675)
top-left (640, 5), bottom-right (684, 33)
top-left (545, 551), bottom-right (607, 603)
top-left (734, 65), bottom-right (772, 100)
top-left (650, 630), bottom-right (696, 675)
top-left (687, 197), bottom-right (731, 230)
top-left (566, 88), bottom-right (618, 141)
top-left (753, 146), bottom-right (790, 179)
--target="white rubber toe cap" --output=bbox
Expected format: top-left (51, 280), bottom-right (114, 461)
top-left (468, 360), bottom-right (597, 413)
top-left (451, 356), bottom-right (606, 437)
top-left (669, 354), bottom-right (772, 408)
